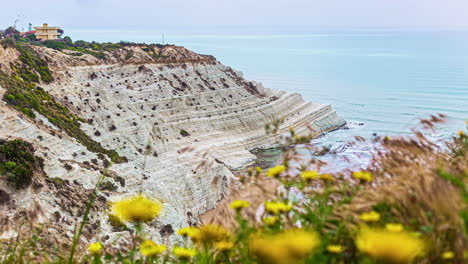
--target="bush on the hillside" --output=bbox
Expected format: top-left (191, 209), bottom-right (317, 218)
top-left (63, 36), bottom-right (72, 44)
top-left (0, 139), bottom-right (42, 189)
top-left (4, 26), bottom-right (19, 36)
top-left (26, 34), bottom-right (36, 41)
top-left (43, 40), bottom-right (67, 50)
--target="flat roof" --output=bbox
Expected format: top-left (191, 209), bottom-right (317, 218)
top-left (34, 27), bottom-right (60, 29)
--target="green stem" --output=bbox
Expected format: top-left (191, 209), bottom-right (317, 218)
top-left (68, 172), bottom-right (106, 264)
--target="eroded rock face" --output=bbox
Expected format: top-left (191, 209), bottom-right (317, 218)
top-left (0, 44), bottom-right (345, 247)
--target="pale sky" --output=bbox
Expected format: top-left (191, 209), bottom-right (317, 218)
top-left (3, 0), bottom-right (468, 31)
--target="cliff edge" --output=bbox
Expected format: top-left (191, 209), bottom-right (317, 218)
top-left (0, 42), bottom-right (345, 246)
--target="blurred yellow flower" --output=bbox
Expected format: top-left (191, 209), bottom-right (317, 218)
top-left (442, 251), bottom-right (455, 259)
top-left (386, 223), bottom-right (404, 232)
top-left (139, 240), bottom-right (166, 257)
top-left (192, 224), bottom-right (230, 244)
top-left (173, 247), bottom-right (197, 260)
top-left (352, 171), bottom-right (373, 182)
top-left (265, 201), bottom-right (292, 215)
top-left (327, 245), bottom-right (344, 254)
top-left (250, 229), bottom-right (320, 264)
top-left (177, 226), bottom-right (199, 237)
top-left (230, 200), bottom-right (250, 210)
top-left (356, 227), bottom-right (425, 263)
top-left (110, 194), bottom-right (162, 223)
top-left (458, 130), bottom-right (465, 136)
top-left (263, 216), bottom-right (279, 226)
top-left (359, 211), bottom-right (380, 222)
top-left (300, 170), bottom-right (318, 181)
top-left (255, 166), bottom-right (263, 173)
top-left (266, 165), bottom-right (286, 178)
top-left (215, 241), bottom-right (235, 251)
top-left (319, 173), bottom-right (334, 181)
top-left (88, 242), bottom-right (103, 255)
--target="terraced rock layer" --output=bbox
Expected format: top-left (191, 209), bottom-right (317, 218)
top-left (0, 44), bottom-right (345, 245)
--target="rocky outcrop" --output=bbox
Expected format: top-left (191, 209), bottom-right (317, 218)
top-left (0, 44), bottom-right (345, 247)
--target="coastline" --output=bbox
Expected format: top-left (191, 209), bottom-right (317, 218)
top-left (201, 122), bottom-right (348, 226)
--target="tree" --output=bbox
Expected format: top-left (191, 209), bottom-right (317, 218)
top-left (5, 26), bottom-right (19, 36)
top-left (63, 36), bottom-right (73, 44)
top-left (26, 33), bottom-right (36, 41)
top-left (74, 40), bottom-right (88, 47)
top-left (57, 28), bottom-right (64, 38)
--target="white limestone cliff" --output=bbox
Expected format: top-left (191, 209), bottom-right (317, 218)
top-left (0, 44), bottom-right (345, 246)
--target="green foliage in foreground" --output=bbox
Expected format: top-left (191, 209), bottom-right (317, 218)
top-left (1, 120), bottom-right (466, 264)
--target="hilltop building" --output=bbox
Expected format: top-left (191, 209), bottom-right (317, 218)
top-left (34, 23), bottom-right (60, 40)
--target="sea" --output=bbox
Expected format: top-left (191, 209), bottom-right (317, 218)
top-left (68, 28), bottom-right (468, 171)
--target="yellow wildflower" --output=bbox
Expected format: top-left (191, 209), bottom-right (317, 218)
top-left (327, 245), bottom-right (344, 254)
top-left (230, 200), bottom-right (250, 210)
top-left (356, 227), bottom-right (425, 263)
top-left (88, 242), bottom-right (103, 255)
top-left (458, 130), bottom-right (465, 137)
top-left (359, 211), bottom-right (380, 222)
top-left (255, 166), bottom-right (263, 173)
top-left (139, 240), bottom-right (166, 257)
top-left (177, 226), bottom-right (199, 237)
top-left (319, 173), bottom-right (334, 181)
top-left (173, 247), bottom-right (197, 260)
top-left (265, 201), bottom-right (292, 215)
top-left (352, 171), bottom-right (373, 182)
top-left (110, 194), bottom-right (162, 223)
top-left (215, 241), bottom-right (235, 251)
top-left (386, 223), bottom-right (404, 232)
top-left (266, 165), bottom-right (286, 178)
top-left (300, 170), bottom-right (318, 181)
top-left (250, 229), bottom-right (320, 264)
top-left (263, 216), bottom-right (279, 226)
top-left (194, 224), bottom-right (230, 244)
top-left (442, 251), bottom-right (455, 259)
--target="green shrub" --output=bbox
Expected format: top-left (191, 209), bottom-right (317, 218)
top-left (63, 36), bottom-right (73, 44)
top-left (124, 50), bottom-right (134, 60)
top-left (43, 40), bottom-right (67, 50)
top-left (6, 94), bottom-right (15, 101)
top-left (21, 107), bottom-right (35, 118)
top-left (0, 139), bottom-right (42, 189)
top-left (0, 38), bottom-right (16, 49)
top-left (26, 34), bottom-right (36, 41)
top-left (180, 129), bottom-right (190, 137)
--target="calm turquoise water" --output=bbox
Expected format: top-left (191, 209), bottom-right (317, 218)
top-left (69, 29), bottom-right (468, 170)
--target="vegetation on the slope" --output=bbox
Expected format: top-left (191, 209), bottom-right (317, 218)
top-left (40, 39), bottom-right (167, 60)
top-left (15, 43), bottom-right (54, 83)
top-left (0, 40), bottom-right (126, 163)
top-left (0, 139), bottom-right (43, 189)
top-left (0, 116), bottom-right (466, 264)
top-left (1, 24), bottom-right (169, 61)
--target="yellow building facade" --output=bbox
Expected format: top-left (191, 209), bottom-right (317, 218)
top-left (34, 23), bottom-right (60, 40)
